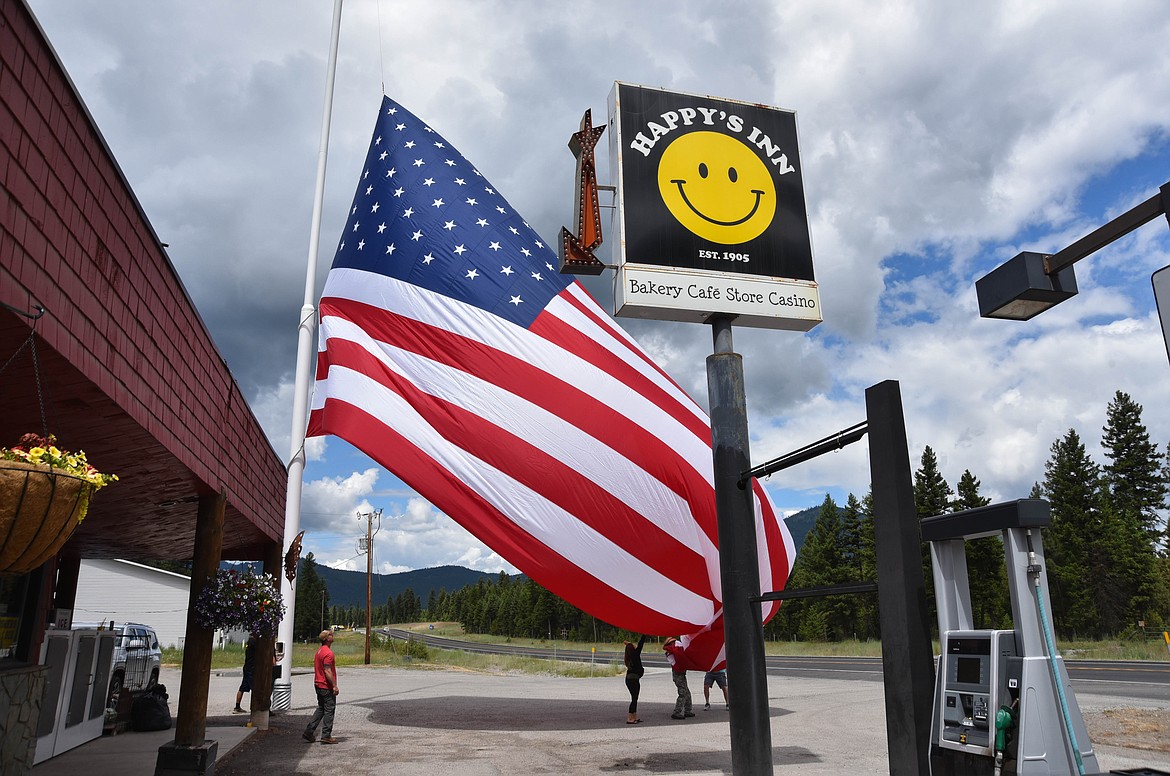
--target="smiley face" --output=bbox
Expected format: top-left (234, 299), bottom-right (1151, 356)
top-left (656, 131), bottom-right (776, 245)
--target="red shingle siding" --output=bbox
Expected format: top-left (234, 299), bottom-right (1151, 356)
top-left (1, 0), bottom-right (286, 547)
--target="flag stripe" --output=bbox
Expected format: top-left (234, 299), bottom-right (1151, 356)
top-left (310, 367), bottom-right (717, 625)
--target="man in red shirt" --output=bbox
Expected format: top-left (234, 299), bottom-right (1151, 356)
top-left (663, 637), bottom-right (696, 720)
top-left (303, 629), bottom-right (340, 744)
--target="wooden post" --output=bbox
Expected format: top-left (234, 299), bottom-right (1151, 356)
top-left (157, 489), bottom-right (225, 774)
top-left (250, 539), bottom-right (282, 728)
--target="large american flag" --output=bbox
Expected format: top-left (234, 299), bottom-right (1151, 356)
top-left (308, 96), bottom-right (794, 669)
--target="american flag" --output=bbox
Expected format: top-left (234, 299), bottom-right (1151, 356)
top-left (308, 96), bottom-right (794, 669)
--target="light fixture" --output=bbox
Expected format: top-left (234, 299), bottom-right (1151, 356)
top-left (975, 251), bottom-right (1078, 320)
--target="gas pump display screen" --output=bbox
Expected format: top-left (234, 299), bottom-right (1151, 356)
top-left (956, 656), bottom-right (982, 685)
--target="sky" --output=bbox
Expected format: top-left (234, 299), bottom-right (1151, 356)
top-left (26, 0), bottom-right (1170, 576)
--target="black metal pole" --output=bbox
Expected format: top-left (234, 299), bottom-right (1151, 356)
top-left (866, 381), bottom-right (934, 776)
top-left (707, 316), bottom-right (773, 775)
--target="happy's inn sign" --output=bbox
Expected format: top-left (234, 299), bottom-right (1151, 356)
top-left (608, 82), bottom-right (820, 331)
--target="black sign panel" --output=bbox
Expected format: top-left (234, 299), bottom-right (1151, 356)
top-left (614, 83), bottom-right (814, 281)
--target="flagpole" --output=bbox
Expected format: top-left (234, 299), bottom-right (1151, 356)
top-left (273, 0), bottom-right (344, 713)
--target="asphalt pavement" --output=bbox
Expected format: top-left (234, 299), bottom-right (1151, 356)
top-left (31, 664), bottom-right (1169, 775)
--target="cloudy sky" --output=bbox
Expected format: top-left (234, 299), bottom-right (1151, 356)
top-left (27, 0), bottom-right (1170, 575)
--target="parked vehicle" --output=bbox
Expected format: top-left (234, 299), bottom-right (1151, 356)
top-left (74, 622), bottom-right (162, 706)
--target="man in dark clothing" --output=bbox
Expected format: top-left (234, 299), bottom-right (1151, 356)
top-left (233, 632), bottom-right (258, 713)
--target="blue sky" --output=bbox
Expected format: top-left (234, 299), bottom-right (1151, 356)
top-left (28, 0), bottom-right (1170, 575)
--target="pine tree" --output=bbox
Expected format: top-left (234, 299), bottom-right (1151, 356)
top-left (1042, 430), bottom-right (1101, 636)
top-left (915, 445), bottom-right (953, 621)
top-left (293, 553), bottom-right (330, 641)
top-left (953, 469), bottom-right (1009, 629)
top-left (1101, 391), bottom-right (1167, 550)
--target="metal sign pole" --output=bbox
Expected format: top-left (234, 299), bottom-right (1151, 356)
top-left (707, 316), bottom-right (773, 775)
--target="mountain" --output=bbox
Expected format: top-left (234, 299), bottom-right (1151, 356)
top-left (316, 564), bottom-right (506, 608)
top-left (783, 505), bottom-right (819, 556)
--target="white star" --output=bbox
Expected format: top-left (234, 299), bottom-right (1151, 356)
top-left (366, 186), bottom-right (374, 195)
top-left (509, 295), bottom-right (522, 306)
top-left (413, 158), bottom-right (425, 167)
top-left (444, 159), bottom-right (456, 167)
top-left (489, 241), bottom-right (501, 251)
top-left (386, 168), bottom-right (396, 178)
top-left (466, 198), bottom-right (478, 206)
top-left (476, 218), bottom-right (489, 227)
top-left (485, 186), bottom-right (494, 193)
top-left (404, 140), bottom-right (416, 149)
top-left (371, 202), bottom-right (380, 213)
top-left (424, 127), bottom-right (434, 133)
top-left (465, 268), bottom-right (479, 280)
top-left (395, 122), bottom-right (405, 130)
top-left (535, 240), bottom-right (544, 248)
top-left (375, 135), bottom-right (382, 145)
top-left (377, 222), bottom-right (387, 234)
top-left (387, 107), bottom-right (398, 115)
top-left (387, 243), bottom-right (396, 255)
top-left (423, 177), bottom-right (435, 187)
top-left (496, 206), bottom-right (506, 214)
top-left (352, 221), bottom-right (360, 232)
top-left (432, 198), bottom-right (445, 208)
top-left (422, 252), bottom-right (435, 264)
top-left (500, 265), bottom-right (514, 276)
top-left (403, 207), bottom-right (414, 218)
top-left (357, 239), bottom-right (365, 250)
top-left (454, 244), bottom-right (467, 255)
top-left (379, 151), bottom-right (388, 161)
top-left (521, 248), bottom-right (532, 257)
top-left (434, 142), bottom-right (445, 148)
top-left (443, 221), bottom-right (456, 231)
top-left (339, 241), bottom-right (345, 251)
top-left (412, 230), bottom-right (423, 241)
top-left (545, 262), bottom-right (555, 271)
top-left (509, 227), bottom-right (519, 235)
top-left (531, 271), bottom-right (543, 281)
top-left (351, 206), bottom-right (357, 215)
top-left (362, 169), bottom-right (368, 180)
top-left (454, 178), bottom-right (466, 186)
top-left (394, 187), bottom-right (404, 197)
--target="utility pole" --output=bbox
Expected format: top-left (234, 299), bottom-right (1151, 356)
top-left (357, 508), bottom-right (382, 664)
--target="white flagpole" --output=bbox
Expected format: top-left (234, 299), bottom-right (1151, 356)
top-left (273, 0), bottom-right (344, 713)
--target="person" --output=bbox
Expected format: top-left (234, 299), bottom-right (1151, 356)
top-left (663, 637), bottom-right (694, 720)
top-left (233, 632), bottom-right (258, 713)
top-left (623, 635), bottom-right (647, 724)
top-left (303, 629), bottom-right (340, 744)
top-left (703, 668), bottom-right (728, 709)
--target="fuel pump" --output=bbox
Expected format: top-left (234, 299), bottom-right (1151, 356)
top-left (922, 500), bottom-right (1099, 775)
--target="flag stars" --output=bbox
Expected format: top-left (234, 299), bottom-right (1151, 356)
top-left (535, 240), bottom-right (544, 248)
top-left (422, 252), bottom-right (435, 264)
top-left (387, 107), bottom-right (397, 115)
top-left (395, 122), bottom-right (405, 130)
top-left (509, 295), bottom-right (523, 306)
top-left (411, 230), bottom-right (424, 241)
top-left (454, 178), bottom-right (466, 186)
top-left (489, 241), bottom-right (501, 251)
top-left (496, 206), bottom-right (506, 214)
top-left (466, 198), bottom-right (478, 206)
top-left (357, 239), bottom-right (365, 250)
top-left (465, 268), bottom-right (480, 280)
top-left (500, 266), bottom-right (514, 276)
top-left (521, 248), bottom-right (532, 257)
top-left (386, 168), bottom-right (396, 178)
top-left (531, 271), bottom-right (543, 281)
top-left (423, 177), bottom-right (436, 186)
top-left (394, 187), bottom-right (405, 197)
top-left (375, 135), bottom-right (382, 145)
top-left (476, 218), bottom-right (489, 227)
top-left (444, 159), bottom-right (456, 167)
top-left (454, 244), bottom-right (467, 256)
top-left (432, 198), bottom-right (445, 208)
top-left (387, 243), bottom-right (396, 255)
top-left (377, 222), bottom-right (387, 234)
top-left (379, 151), bottom-right (388, 161)
top-left (509, 227), bottom-right (519, 235)
top-left (371, 202), bottom-right (380, 213)
top-left (352, 221), bottom-right (360, 232)
top-left (403, 207), bottom-right (414, 218)
top-left (413, 158), bottom-right (426, 167)
top-left (443, 220), bottom-right (456, 231)
top-left (366, 186), bottom-right (374, 195)
top-left (434, 141), bottom-right (445, 148)
top-left (404, 140), bottom-right (416, 149)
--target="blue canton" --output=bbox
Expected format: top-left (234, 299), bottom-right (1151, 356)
top-left (330, 95), bottom-right (571, 328)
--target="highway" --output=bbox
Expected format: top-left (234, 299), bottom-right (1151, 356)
top-left (380, 627), bottom-right (1170, 702)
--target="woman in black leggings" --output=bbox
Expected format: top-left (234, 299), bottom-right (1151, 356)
top-left (624, 635), bottom-right (647, 723)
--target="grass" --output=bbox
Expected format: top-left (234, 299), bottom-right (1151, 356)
top-left (162, 623), bottom-right (1170, 675)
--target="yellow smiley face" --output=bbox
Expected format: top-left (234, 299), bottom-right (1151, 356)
top-left (656, 131), bottom-right (776, 244)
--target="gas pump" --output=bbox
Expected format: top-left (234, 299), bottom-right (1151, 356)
top-left (922, 500), bottom-right (1099, 775)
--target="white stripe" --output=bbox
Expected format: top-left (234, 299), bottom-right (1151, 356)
top-left (321, 267), bottom-right (714, 484)
top-left (316, 313), bottom-right (719, 560)
top-left (314, 365), bottom-right (716, 626)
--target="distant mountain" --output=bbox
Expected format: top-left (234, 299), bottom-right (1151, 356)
top-left (316, 564), bottom-right (507, 608)
top-left (783, 505), bottom-right (820, 556)
top-left (221, 561), bottom-right (507, 608)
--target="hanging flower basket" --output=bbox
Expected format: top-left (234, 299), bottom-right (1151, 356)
top-left (0, 434), bottom-right (117, 575)
top-left (194, 568), bottom-right (286, 635)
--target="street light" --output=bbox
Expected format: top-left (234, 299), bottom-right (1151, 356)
top-left (976, 182), bottom-right (1170, 320)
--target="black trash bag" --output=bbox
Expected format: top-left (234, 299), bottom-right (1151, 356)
top-left (131, 684), bottom-right (172, 731)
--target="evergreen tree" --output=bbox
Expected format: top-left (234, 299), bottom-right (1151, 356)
top-left (953, 469), bottom-right (1008, 629)
top-left (915, 445), bottom-right (953, 621)
top-left (1101, 391), bottom-right (1167, 550)
top-left (1042, 430), bottom-right (1102, 636)
top-left (294, 553), bottom-right (330, 641)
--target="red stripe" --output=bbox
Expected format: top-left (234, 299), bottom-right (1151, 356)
top-left (310, 398), bottom-right (706, 633)
top-left (318, 297), bottom-right (721, 547)
top-left (316, 337), bottom-right (716, 599)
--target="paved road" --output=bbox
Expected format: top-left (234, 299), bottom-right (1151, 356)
top-left (382, 627), bottom-right (1170, 700)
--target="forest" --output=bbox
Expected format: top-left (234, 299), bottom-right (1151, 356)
top-left (298, 390), bottom-right (1169, 644)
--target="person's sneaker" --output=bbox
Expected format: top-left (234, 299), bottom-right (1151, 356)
top-left (302, 730), bottom-right (316, 743)
top-left (320, 737), bottom-right (339, 745)
top-left (704, 703), bottom-right (711, 710)
top-left (671, 713), bottom-right (685, 720)
top-left (684, 711), bottom-right (696, 717)
top-left (232, 707), bottom-right (245, 714)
